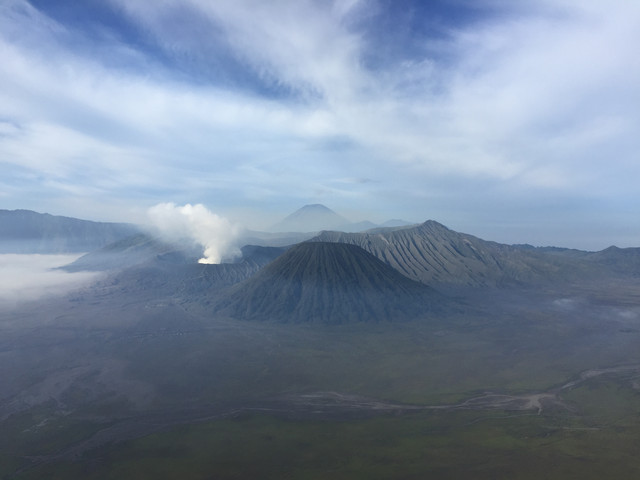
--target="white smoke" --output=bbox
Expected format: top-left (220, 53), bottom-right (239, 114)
top-left (147, 203), bottom-right (241, 264)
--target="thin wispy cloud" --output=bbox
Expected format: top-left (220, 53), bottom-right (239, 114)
top-left (0, 0), bottom-right (639, 248)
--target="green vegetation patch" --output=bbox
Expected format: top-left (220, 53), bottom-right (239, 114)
top-left (13, 408), bottom-right (640, 480)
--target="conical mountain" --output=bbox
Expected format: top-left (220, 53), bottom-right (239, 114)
top-left (270, 204), bottom-right (349, 232)
top-left (214, 242), bottom-right (440, 324)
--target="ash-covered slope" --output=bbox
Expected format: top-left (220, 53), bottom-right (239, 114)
top-left (0, 209), bottom-right (139, 253)
top-left (214, 242), bottom-right (441, 324)
top-left (61, 233), bottom-right (192, 272)
top-left (79, 244), bottom-right (287, 302)
top-left (312, 221), bottom-right (590, 287)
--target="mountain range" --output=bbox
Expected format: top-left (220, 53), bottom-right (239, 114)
top-left (4, 206), bottom-right (639, 324)
top-left (0, 209), bottom-right (139, 253)
top-left (311, 221), bottom-right (595, 287)
top-left (3, 206), bottom-right (640, 478)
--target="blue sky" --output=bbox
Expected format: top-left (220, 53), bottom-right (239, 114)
top-left (1, 0), bottom-right (639, 249)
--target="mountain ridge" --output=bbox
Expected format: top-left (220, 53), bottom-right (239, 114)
top-left (310, 220), bottom-right (595, 287)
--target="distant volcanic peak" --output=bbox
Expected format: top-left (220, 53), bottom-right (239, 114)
top-left (215, 242), bottom-right (435, 324)
top-left (282, 204), bottom-right (342, 222)
top-left (342, 220), bottom-right (378, 232)
top-left (270, 204), bottom-right (349, 233)
top-left (300, 203), bottom-right (333, 211)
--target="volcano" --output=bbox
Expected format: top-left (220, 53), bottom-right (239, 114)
top-left (214, 242), bottom-right (441, 324)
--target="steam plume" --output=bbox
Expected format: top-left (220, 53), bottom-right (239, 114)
top-left (148, 203), bottom-right (240, 264)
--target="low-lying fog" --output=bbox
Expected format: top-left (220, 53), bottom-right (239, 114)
top-left (0, 254), bottom-right (98, 309)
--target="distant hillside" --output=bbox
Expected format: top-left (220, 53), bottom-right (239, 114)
top-left (0, 209), bottom-right (139, 253)
top-left (61, 233), bottom-right (200, 272)
top-left (513, 244), bottom-right (640, 278)
top-left (380, 219), bottom-right (414, 228)
top-left (239, 229), bottom-right (317, 247)
top-left (214, 242), bottom-right (442, 324)
top-left (342, 220), bottom-right (378, 232)
top-left (583, 246), bottom-right (640, 277)
top-left (311, 221), bottom-right (592, 287)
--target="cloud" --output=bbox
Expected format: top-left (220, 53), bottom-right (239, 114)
top-left (441, 0), bottom-right (640, 184)
top-left (552, 298), bottom-right (579, 310)
top-left (108, 0), bottom-right (640, 190)
top-left (1, 0), bottom-right (640, 248)
top-left (113, 0), bottom-right (366, 100)
top-left (0, 254), bottom-right (99, 309)
top-left (147, 203), bottom-right (241, 264)
top-left (616, 309), bottom-right (639, 321)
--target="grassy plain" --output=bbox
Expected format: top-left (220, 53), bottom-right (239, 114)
top-left (2, 284), bottom-right (640, 479)
top-left (14, 401), bottom-right (640, 480)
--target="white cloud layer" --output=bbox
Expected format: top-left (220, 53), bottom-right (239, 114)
top-left (0, 254), bottom-right (99, 309)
